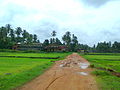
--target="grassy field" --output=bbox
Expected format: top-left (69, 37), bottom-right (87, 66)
top-left (0, 52), bottom-right (70, 90)
top-left (0, 52), bottom-right (70, 58)
top-left (83, 53), bottom-right (120, 90)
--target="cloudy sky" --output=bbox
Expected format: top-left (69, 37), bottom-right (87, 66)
top-left (0, 0), bottom-right (120, 46)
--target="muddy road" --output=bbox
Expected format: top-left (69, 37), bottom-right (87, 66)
top-left (18, 53), bottom-right (98, 90)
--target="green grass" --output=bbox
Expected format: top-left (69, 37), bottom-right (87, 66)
top-left (0, 52), bottom-right (70, 90)
top-left (82, 53), bottom-right (120, 90)
top-left (0, 52), bottom-right (70, 58)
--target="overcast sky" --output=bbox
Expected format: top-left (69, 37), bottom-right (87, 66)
top-left (0, 0), bottom-right (120, 46)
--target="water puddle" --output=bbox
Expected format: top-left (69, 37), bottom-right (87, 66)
top-left (77, 72), bottom-right (88, 76)
top-left (59, 64), bottom-right (64, 67)
top-left (79, 63), bottom-right (89, 69)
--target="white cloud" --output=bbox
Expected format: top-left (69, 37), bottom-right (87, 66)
top-left (0, 0), bottom-right (120, 46)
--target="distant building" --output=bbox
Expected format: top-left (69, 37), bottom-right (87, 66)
top-left (12, 43), bottom-right (43, 51)
top-left (77, 49), bottom-right (89, 54)
top-left (45, 44), bottom-right (68, 52)
top-left (77, 49), bottom-right (85, 53)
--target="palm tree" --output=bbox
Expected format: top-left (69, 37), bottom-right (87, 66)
top-left (6, 24), bottom-right (11, 35)
top-left (16, 27), bottom-right (22, 43)
top-left (62, 31), bottom-right (71, 45)
top-left (22, 30), bottom-right (28, 43)
top-left (33, 34), bottom-right (38, 43)
top-left (27, 34), bottom-right (33, 44)
top-left (51, 30), bottom-right (56, 37)
top-left (9, 29), bottom-right (15, 42)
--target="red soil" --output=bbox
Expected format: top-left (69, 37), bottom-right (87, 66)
top-left (17, 53), bottom-right (98, 90)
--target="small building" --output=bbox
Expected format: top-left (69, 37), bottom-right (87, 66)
top-left (77, 49), bottom-right (89, 54)
top-left (45, 44), bottom-right (68, 52)
top-left (77, 49), bottom-right (85, 53)
top-left (12, 43), bottom-right (43, 51)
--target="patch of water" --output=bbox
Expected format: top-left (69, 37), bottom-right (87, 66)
top-left (59, 64), bottom-right (64, 67)
top-left (79, 63), bottom-right (89, 69)
top-left (77, 72), bottom-right (88, 76)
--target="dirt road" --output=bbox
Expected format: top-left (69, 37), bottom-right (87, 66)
top-left (18, 53), bottom-right (98, 90)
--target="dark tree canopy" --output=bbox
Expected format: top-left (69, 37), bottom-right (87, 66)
top-left (51, 30), bottom-right (56, 37)
top-left (0, 24), bottom-right (120, 53)
top-left (0, 24), bottom-right (39, 49)
top-left (62, 31), bottom-right (71, 45)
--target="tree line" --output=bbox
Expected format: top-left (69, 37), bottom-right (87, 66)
top-left (92, 41), bottom-right (120, 53)
top-left (43, 30), bottom-right (90, 52)
top-left (0, 24), bottom-right (90, 52)
top-left (0, 24), bottom-right (39, 49)
top-left (0, 24), bottom-right (120, 53)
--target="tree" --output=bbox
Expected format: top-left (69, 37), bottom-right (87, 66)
top-left (43, 39), bottom-right (49, 47)
top-left (1, 26), bottom-right (8, 40)
top-left (62, 31), bottom-right (71, 45)
top-left (49, 31), bottom-right (57, 44)
top-left (112, 41), bottom-right (120, 53)
top-left (22, 30), bottom-right (28, 43)
top-left (33, 34), bottom-right (38, 43)
top-left (50, 38), bottom-right (53, 44)
top-left (55, 38), bottom-right (62, 45)
top-left (77, 44), bottom-right (90, 52)
top-left (52, 38), bottom-right (55, 44)
top-left (27, 34), bottom-right (33, 44)
top-left (16, 27), bottom-right (22, 37)
top-left (9, 29), bottom-right (15, 42)
top-left (16, 27), bottom-right (22, 43)
top-left (0, 26), bottom-right (12, 48)
top-left (0, 24), bottom-right (40, 49)
top-left (92, 44), bottom-right (96, 52)
top-left (51, 30), bottom-right (56, 37)
top-left (6, 24), bottom-right (11, 35)
top-left (96, 41), bottom-right (111, 53)
top-left (37, 40), bottom-right (40, 43)
top-left (72, 34), bottom-right (78, 45)
top-left (71, 34), bottom-right (78, 51)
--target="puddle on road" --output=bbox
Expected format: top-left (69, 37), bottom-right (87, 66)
top-left (77, 72), bottom-right (88, 76)
top-left (79, 63), bottom-right (90, 69)
top-left (59, 64), bottom-right (64, 67)
top-left (59, 62), bottom-right (90, 69)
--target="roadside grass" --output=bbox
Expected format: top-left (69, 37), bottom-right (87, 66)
top-left (0, 52), bottom-right (70, 90)
top-left (82, 53), bottom-right (120, 90)
top-left (0, 52), bottom-right (70, 59)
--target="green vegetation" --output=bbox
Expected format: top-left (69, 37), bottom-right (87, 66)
top-left (0, 24), bottom-right (91, 52)
top-left (0, 52), bottom-right (70, 90)
top-left (0, 24), bottom-right (40, 49)
top-left (92, 41), bottom-right (120, 53)
top-left (83, 53), bottom-right (120, 90)
top-left (1, 24), bottom-right (120, 90)
top-left (0, 52), bottom-right (70, 59)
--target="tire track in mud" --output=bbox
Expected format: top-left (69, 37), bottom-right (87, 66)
top-left (45, 72), bottom-right (65, 90)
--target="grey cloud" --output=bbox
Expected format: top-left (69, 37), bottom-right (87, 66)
top-left (0, 0), bottom-right (120, 46)
top-left (81, 0), bottom-right (111, 7)
top-left (32, 20), bottom-right (60, 42)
